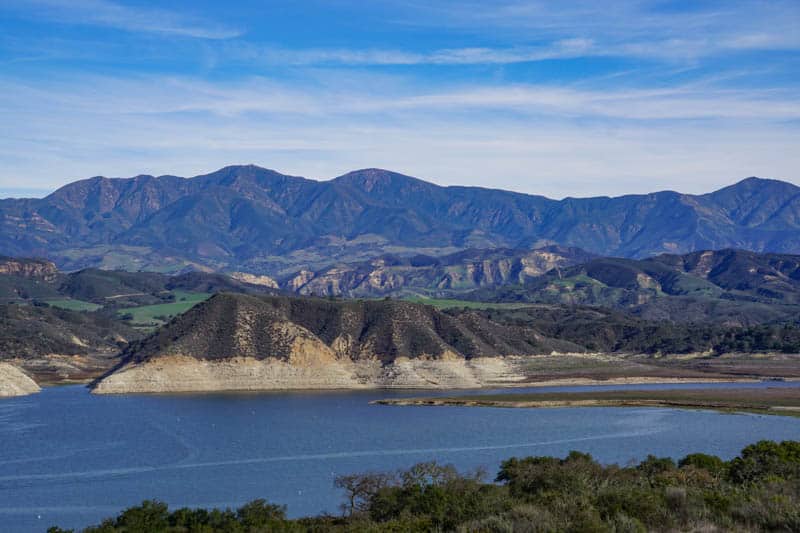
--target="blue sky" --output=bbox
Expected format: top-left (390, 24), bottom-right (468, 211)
top-left (1, 0), bottom-right (798, 198)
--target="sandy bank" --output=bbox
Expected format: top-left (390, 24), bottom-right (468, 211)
top-left (90, 355), bottom-right (529, 394)
top-left (374, 386), bottom-right (800, 417)
top-left (520, 376), bottom-right (760, 387)
top-left (0, 363), bottom-right (41, 397)
top-left (89, 352), bottom-right (774, 394)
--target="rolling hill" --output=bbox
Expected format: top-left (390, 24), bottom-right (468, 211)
top-left (0, 257), bottom-right (281, 381)
top-left (467, 249), bottom-right (800, 325)
top-left (0, 257), bottom-right (279, 307)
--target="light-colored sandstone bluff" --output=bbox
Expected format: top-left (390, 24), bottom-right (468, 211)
top-left (229, 272), bottom-right (279, 288)
top-left (91, 355), bottom-right (529, 394)
top-left (0, 257), bottom-right (58, 279)
top-left (0, 363), bottom-right (41, 397)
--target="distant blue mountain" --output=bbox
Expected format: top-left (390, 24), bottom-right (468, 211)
top-left (1, 165), bottom-right (798, 273)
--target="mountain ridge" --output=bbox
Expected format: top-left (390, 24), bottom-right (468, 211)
top-left (2, 165), bottom-right (798, 274)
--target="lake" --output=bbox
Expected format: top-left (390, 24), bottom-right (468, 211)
top-left (2, 382), bottom-right (800, 532)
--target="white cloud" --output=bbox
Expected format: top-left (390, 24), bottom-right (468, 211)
top-left (9, 74), bottom-right (794, 122)
top-left (230, 33), bottom-right (800, 67)
top-left (6, 0), bottom-right (242, 39)
top-left (0, 73), bottom-right (798, 198)
top-left (374, 0), bottom-right (800, 62)
top-left (234, 38), bottom-right (597, 66)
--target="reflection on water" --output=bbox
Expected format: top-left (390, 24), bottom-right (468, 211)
top-left (1, 382), bottom-right (799, 532)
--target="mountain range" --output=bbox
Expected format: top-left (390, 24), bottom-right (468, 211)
top-left (2, 165), bottom-right (799, 274)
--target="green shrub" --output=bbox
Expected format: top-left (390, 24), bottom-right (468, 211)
top-left (679, 453), bottom-right (727, 476)
top-left (58, 441), bottom-right (800, 533)
top-left (728, 440), bottom-right (800, 483)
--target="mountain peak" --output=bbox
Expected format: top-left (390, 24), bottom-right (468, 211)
top-left (332, 168), bottom-right (437, 194)
top-left (3, 167), bottom-right (800, 269)
top-left (198, 164), bottom-right (287, 179)
top-left (710, 176), bottom-right (799, 196)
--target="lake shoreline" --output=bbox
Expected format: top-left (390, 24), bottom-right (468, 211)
top-left (373, 385), bottom-right (800, 417)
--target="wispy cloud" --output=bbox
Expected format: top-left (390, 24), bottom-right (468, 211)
top-left (7, 0), bottom-right (242, 39)
top-left (374, 86), bottom-right (800, 121)
top-left (0, 72), bottom-right (798, 198)
top-left (371, 0), bottom-right (800, 62)
top-left (223, 33), bottom-right (800, 68)
top-left (395, 0), bottom-right (800, 41)
top-left (236, 38), bottom-right (595, 66)
top-left (13, 74), bottom-right (793, 123)
top-left (1, 1), bottom-right (798, 197)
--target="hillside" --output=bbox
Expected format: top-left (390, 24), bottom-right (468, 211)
top-left (92, 293), bottom-right (582, 393)
top-left (0, 303), bottom-right (140, 360)
top-left (0, 302), bottom-right (143, 383)
top-left (0, 262), bottom-right (282, 381)
top-left (467, 249), bottom-right (800, 325)
top-left (114, 293), bottom-right (582, 364)
top-left (92, 293), bottom-right (800, 393)
top-left (281, 246), bottom-right (593, 297)
top-left (0, 262), bottom-right (279, 308)
top-left (1, 166), bottom-right (798, 273)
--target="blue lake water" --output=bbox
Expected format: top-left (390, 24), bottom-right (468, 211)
top-left (2, 382), bottom-right (800, 532)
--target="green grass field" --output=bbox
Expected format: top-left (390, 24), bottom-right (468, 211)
top-left (117, 290), bottom-right (210, 328)
top-left (44, 298), bottom-right (102, 312)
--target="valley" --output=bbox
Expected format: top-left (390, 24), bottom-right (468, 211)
top-left (2, 243), bottom-right (800, 394)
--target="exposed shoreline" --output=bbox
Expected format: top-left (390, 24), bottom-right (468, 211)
top-left (506, 376), bottom-right (768, 387)
top-left (373, 386), bottom-right (800, 417)
top-left (0, 362), bottom-right (41, 397)
top-left (89, 353), bottom-right (783, 395)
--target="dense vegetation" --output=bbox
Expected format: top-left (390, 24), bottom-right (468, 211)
top-left (471, 306), bottom-right (800, 355)
top-left (51, 440), bottom-right (800, 532)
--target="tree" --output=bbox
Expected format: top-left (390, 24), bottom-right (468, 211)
top-left (678, 453), bottom-right (726, 476)
top-left (236, 499), bottom-right (287, 528)
top-left (728, 440), bottom-right (800, 483)
top-left (114, 500), bottom-right (169, 532)
top-left (334, 472), bottom-right (394, 516)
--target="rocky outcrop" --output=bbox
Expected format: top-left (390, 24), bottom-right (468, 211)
top-left (229, 272), bottom-right (279, 288)
top-left (0, 256), bottom-right (58, 280)
top-left (282, 246), bottom-right (594, 297)
top-left (0, 363), bottom-right (40, 397)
